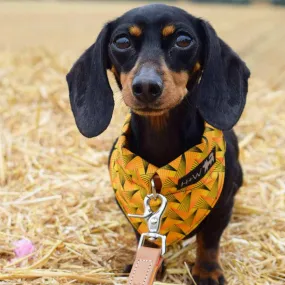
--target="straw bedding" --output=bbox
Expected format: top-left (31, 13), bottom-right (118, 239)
top-left (0, 48), bottom-right (284, 285)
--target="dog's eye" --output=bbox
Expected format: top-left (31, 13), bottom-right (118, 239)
top-left (114, 36), bottom-right (131, 50)
top-left (175, 35), bottom-right (192, 48)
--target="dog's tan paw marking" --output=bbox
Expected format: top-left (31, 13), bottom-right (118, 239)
top-left (190, 262), bottom-right (225, 285)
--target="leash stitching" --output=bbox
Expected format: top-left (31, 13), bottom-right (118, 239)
top-left (128, 258), bottom-right (153, 285)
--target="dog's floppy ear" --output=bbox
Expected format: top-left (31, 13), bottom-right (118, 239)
top-left (66, 24), bottom-right (113, 138)
top-left (196, 20), bottom-right (250, 131)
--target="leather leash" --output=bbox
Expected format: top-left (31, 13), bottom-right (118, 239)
top-left (127, 177), bottom-right (167, 285)
top-left (128, 246), bottom-right (163, 285)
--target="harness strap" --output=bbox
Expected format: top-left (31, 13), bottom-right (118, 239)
top-left (128, 247), bottom-right (163, 285)
top-left (110, 115), bottom-right (226, 246)
top-left (152, 174), bottom-right (162, 192)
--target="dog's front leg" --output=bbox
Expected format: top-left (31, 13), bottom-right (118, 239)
top-left (190, 201), bottom-right (234, 285)
top-left (191, 231), bottom-right (224, 285)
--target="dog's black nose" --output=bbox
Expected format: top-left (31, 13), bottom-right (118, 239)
top-left (132, 66), bottom-right (163, 103)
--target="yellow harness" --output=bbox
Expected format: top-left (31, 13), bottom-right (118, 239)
top-left (109, 114), bottom-right (226, 246)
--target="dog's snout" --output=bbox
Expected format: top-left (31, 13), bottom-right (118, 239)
top-left (132, 67), bottom-right (163, 103)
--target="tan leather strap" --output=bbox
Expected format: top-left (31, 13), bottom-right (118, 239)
top-left (128, 246), bottom-right (163, 285)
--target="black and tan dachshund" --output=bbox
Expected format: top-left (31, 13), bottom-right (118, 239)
top-left (66, 4), bottom-right (250, 285)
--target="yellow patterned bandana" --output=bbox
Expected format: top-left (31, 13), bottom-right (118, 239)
top-left (109, 114), bottom-right (226, 246)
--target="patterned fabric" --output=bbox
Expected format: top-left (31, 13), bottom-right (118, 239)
top-left (109, 114), bottom-right (226, 246)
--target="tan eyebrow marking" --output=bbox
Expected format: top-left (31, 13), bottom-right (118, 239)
top-left (162, 25), bottom-right (176, 37)
top-left (129, 25), bottom-right (142, 37)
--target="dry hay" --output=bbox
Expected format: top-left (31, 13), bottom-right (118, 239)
top-left (0, 48), bottom-right (284, 285)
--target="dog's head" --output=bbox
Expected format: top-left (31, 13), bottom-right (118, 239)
top-left (67, 4), bottom-right (250, 138)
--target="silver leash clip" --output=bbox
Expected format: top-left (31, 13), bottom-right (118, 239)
top-left (128, 193), bottom-right (168, 255)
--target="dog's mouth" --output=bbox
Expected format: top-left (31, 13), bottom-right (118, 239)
top-left (132, 107), bottom-right (169, 116)
top-left (130, 93), bottom-right (186, 117)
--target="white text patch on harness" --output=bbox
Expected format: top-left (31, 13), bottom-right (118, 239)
top-left (178, 148), bottom-right (216, 189)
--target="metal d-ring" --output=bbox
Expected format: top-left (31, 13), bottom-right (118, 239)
top-left (128, 193), bottom-right (168, 255)
top-left (151, 178), bottom-right (158, 200)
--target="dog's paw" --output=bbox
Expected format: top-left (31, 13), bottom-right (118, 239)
top-left (188, 262), bottom-right (225, 285)
top-left (123, 264), bottom-right (133, 274)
